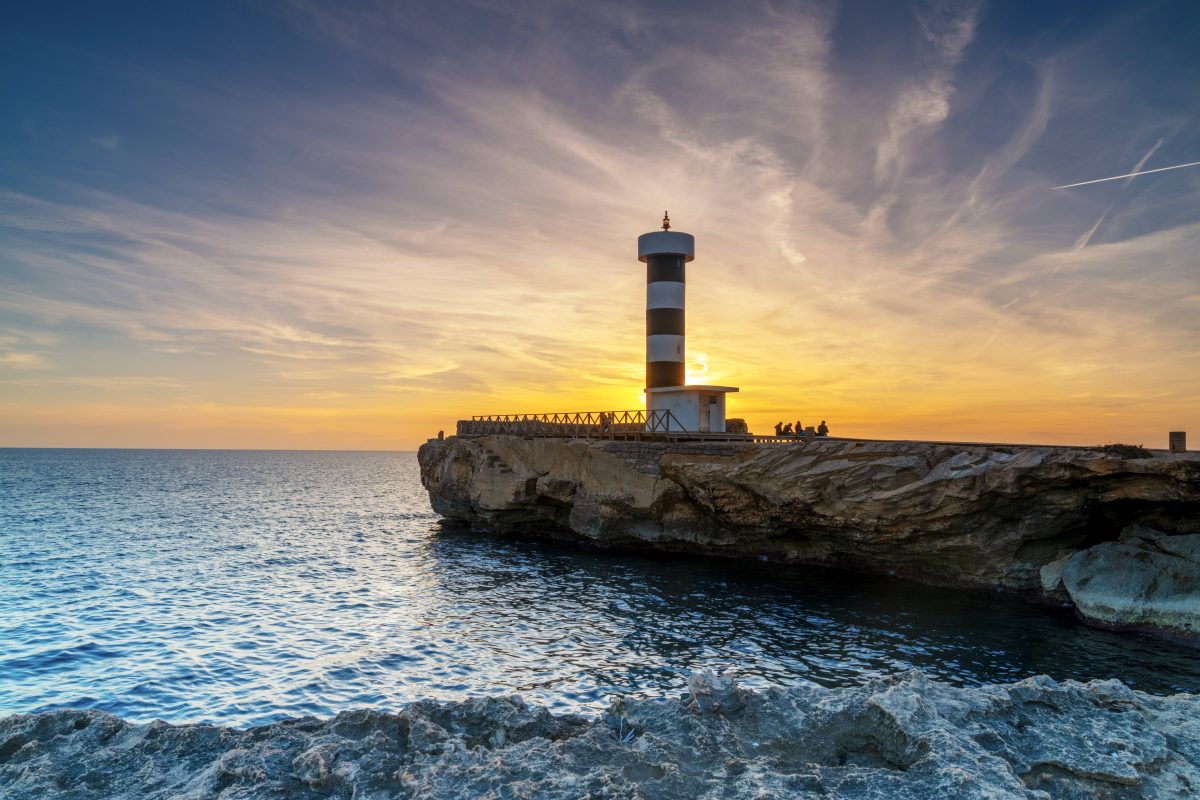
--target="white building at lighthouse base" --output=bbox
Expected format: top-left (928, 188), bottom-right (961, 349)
top-left (647, 385), bottom-right (739, 434)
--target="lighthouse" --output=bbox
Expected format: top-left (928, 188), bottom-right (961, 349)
top-left (637, 214), bottom-right (738, 433)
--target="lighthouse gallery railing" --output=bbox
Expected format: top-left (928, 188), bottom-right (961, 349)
top-left (456, 409), bottom-right (689, 439)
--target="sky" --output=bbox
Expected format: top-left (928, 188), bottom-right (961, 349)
top-left (1, 0), bottom-right (1198, 450)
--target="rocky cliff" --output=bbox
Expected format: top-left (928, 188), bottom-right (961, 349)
top-left (3, 672), bottom-right (1198, 799)
top-left (418, 436), bottom-right (1200, 640)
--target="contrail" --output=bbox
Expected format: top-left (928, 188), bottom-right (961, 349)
top-left (1124, 138), bottom-right (1164, 186)
top-left (1053, 160), bottom-right (1200, 189)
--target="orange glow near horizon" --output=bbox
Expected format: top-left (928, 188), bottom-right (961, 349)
top-left (3, 253), bottom-right (1195, 451)
top-left (2, 213), bottom-right (1197, 451)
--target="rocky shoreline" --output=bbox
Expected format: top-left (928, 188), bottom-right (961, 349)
top-left (3, 672), bottom-right (1198, 798)
top-left (418, 436), bottom-right (1200, 642)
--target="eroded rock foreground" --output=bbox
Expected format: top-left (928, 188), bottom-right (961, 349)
top-left (419, 437), bottom-right (1200, 641)
top-left (3, 673), bottom-right (1198, 799)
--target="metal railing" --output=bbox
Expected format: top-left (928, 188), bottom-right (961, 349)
top-left (456, 409), bottom-right (691, 439)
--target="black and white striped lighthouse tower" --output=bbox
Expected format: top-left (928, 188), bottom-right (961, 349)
top-left (638, 212), bottom-right (693, 390)
top-left (636, 214), bottom-right (738, 434)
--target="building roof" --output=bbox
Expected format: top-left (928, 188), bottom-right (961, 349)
top-left (646, 385), bottom-right (739, 394)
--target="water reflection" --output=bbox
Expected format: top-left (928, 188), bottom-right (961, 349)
top-left (1, 449), bottom-right (1196, 730)
top-left (425, 526), bottom-right (1200, 701)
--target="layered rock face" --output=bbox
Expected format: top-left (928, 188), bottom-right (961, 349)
top-left (418, 436), bottom-right (1200, 639)
top-left (3, 673), bottom-right (1198, 799)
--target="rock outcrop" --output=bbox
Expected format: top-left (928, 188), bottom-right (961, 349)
top-left (1044, 526), bottom-right (1200, 641)
top-left (3, 672), bottom-right (1198, 799)
top-left (418, 436), bottom-right (1200, 639)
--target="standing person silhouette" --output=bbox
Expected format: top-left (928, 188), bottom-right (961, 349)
top-left (774, 421), bottom-right (784, 436)
top-left (817, 420), bottom-right (829, 437)
top-left (795, 420), bottom-right (804, 436)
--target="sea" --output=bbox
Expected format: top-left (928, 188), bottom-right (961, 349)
top-left (2, 448), bottom-right (1198, 729)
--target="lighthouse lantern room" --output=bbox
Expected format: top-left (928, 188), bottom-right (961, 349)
top-left (637, 214), bottom-right (738, 433)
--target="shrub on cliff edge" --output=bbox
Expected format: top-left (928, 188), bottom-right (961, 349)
top-left (1098, 443), bottom-right (1151, 459)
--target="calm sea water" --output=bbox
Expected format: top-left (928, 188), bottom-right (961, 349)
top-left (2, 448), bottom-right (1198, 728)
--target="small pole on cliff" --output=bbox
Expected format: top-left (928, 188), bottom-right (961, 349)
top-left (662, 211), bottom-right (670, 231)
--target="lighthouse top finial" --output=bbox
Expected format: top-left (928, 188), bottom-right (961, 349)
top-left (661, 211), bottom-right (671, 231)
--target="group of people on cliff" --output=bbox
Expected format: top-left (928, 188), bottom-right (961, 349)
top-left (775, 420), bottom-right (829, 438)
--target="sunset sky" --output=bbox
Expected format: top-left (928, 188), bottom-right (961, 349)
top-left (2, 0), bottom-right (1198, 450)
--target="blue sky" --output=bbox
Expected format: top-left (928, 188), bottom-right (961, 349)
top-left (2, 0), bottom-right (1198, 448)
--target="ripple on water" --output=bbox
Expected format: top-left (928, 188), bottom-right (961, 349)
top-left (1, 448), bottom-right (1199, 728)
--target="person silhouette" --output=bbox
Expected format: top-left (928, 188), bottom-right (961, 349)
top-left (782, 423), bottom-right (793, 436)
top-left (775, 421), bottom-right (783, 436)
top-left (795, 420), bottom-right (803, 436)
top-left (817, 420), bottom-right (829, 437)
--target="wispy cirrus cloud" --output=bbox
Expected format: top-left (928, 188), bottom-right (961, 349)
top-left (875, 0), bottom-right (981, 184)
top-left (1, 0), bottom-right (1197, 447)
